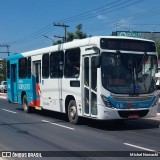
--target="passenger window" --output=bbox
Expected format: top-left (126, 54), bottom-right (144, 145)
top-left (50, 51), bottom-right (64, 78)
top-left (64, 48), bottom-right (80, 78)
top-left (19, 58), bottom-right (27, 78)
top-left (27, 57), bottom-right (31, 78)
top-left (42, 53), bottom-right (49, 78)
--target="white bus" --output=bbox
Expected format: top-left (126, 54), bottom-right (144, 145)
top-left (7, 36), bottom-right (159, 124)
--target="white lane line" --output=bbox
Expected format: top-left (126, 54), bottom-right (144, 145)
top-left (42, 120), bottom-right (75, 130)
top-left (124, 143), bottom-right (156, 152)
top-left (2, 109), bottom-right (17, 114)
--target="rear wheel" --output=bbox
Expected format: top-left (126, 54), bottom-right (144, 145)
top-left (23, 95), bottom-right (31, 113)
top-left (68, 100), bottom-right (79, 124)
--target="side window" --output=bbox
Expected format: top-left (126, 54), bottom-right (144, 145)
top-left (27, 57), bottom-right (31, 78)
top-left (42, 53), bottom-right (49, 78)
top-left (7, 61), bottom-right (10, 78)
top-left (50, 51), bottom-right (64, 78)
top-left (64, 48), bottom-right (80, 78)
top-left (19, 58), bottom-right (27, 78)
top-left (84, 57), bottom-right (89, 86)
top-left (91, 57), bottom-right (97, 91)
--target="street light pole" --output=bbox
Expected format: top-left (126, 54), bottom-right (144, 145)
top-left (43, 35), bottom-right (55, 45)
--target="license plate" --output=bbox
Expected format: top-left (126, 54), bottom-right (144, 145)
top-left (128, 114), bottom-right (139, 119)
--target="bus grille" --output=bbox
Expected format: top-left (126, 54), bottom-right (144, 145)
top-left (112, 96), bottom-right (153, 102)
top-left (118, 110), bottom-right (149, 118)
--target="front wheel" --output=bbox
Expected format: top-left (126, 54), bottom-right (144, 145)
top-left (22, 95), bottom-right (31, 113)
top-left (68, 100), bottom-right (79, 124)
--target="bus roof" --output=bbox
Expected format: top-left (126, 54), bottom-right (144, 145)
top-left (7, 36), bottom-right (155, 60)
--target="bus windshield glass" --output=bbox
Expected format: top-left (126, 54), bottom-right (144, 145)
top-left (101, 52), bottom-right (157, 94)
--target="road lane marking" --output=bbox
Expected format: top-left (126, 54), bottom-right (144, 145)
top-left (2, 109), bottom-right (17, 114)
top-left (124, 143), bottom-right (156, 152)
top-left (42, 120), bottom-right (75, 130)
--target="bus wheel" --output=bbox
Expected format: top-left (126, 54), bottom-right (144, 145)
top-left (23, 95), bottom-right (30, 113)
top-left (68, 100), bottom-right (79, 124)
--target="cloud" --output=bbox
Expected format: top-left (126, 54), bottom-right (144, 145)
top-left (96, 15), bottom-right (106, 20)
top-left (116, 18), bottom-right (133, 30)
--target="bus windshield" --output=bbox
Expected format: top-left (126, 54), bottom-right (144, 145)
top-left (101, 52), bottom-right (157, 94)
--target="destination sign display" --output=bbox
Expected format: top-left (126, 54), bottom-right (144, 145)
top-left (100, 38), bottom-right (156, 52)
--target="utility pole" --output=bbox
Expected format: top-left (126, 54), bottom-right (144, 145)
top-left (0, 44), bottom-right (10, 56)
top-left (54, 23), bottom-right (70, 43)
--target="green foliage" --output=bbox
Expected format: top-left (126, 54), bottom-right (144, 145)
top-left (67, 32), bottom-right (74, 42)
top-left (156, 41), bottom-right (160, 58)
top-left (55, 24), bottom-right (87, 43)
top-left (56, 40), bottom-right (63, 44)
top-left (0, 59), bottom-right (6, 82)
top-left (74, 24), bottom-right (87, 40)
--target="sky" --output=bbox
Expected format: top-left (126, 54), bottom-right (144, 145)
top-left (0, 0), bottom-right (160, 58)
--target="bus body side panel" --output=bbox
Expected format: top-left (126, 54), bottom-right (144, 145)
top-left (17, 78), bottom-right (36, 106)
top-left (41, 79), bottom-right (60, 111)
top-left (62, 78), bottom-right (82, 115)
top-left (29, 75), bottom-right (41, 107)
top-left (7, 54), bottom-right (41, 107)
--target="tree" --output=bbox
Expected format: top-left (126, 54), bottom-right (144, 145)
top-left (66, 24), bottom-right (87, 42)
top-left (55, 24), bottom-right (87, 43)
top-left (156, 41), bottom-right (160, 58)
top-left (67, 32), bottom-right (74, 42)
top-left (74, 24), bottom-right (87, 40)
top-left (0, 59), bottom-right (6, 82)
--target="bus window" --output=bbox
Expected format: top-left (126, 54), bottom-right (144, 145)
top-left (91, 56), bottom-right (97, 91)
top-left (19, 58), bottom-right (27, 78)
top-left (27, 57), bottom-right (31, 78)
top-left (50, 51), bottom-right (64, 78)
top-left (65, 48), bottom-right (80, 78)
top-left (42, 53), bottom-right (49, 78)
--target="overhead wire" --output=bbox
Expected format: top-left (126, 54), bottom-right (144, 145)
top-left (6, 0), bottom-right (139, 46)
top-left (7, 23), bottom-right (54, 45)
top-left (59, 0), bottom-right (123, 23)
top-left (85, 6), bottom-right (160, 33)
top-left (63, 0), bottom-right (142, 23)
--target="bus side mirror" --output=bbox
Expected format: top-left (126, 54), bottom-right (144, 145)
top-left (94, 56), bottom-right (101, 68)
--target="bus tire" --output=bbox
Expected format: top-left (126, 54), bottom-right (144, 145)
top-left (22, 95), bottom-right (30, 113)
top-left (68, 100), bottom-right (79, 124)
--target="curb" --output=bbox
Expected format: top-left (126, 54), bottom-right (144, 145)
top-left (0, 93), bottom-right (7, 99)
top-left (146, 114), bottom-right (160, 121)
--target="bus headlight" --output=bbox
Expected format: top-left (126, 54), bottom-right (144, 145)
top-left (101, 95), bottom-right (114, 108)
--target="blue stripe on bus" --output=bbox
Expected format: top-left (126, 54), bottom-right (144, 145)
top-left (108, 96), bottom-right (156, 109)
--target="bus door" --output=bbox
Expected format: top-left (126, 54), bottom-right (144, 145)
top-left (83, 55), bottom-right (98, 117)
top-left (33, 61), bottom-right (41, 106)
top-left (11, 64), bottom-right (17, 102)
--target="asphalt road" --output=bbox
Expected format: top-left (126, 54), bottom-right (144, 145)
top-left (0, 99), bottom-right (160, 160)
